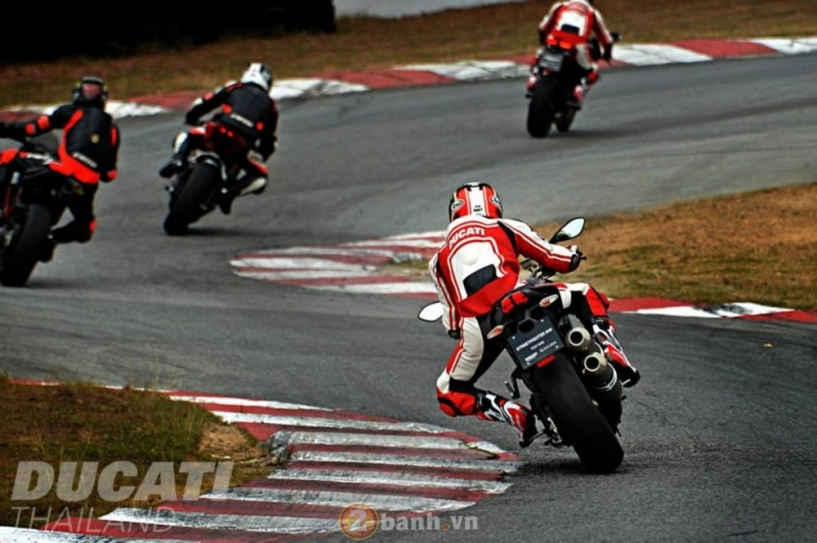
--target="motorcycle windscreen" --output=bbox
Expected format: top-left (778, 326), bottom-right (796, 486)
top-left (506, 315), bottom-right (565, 370)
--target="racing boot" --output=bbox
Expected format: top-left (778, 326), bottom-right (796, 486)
top-left (37, 234), bottom-right (56, 263)
top-left (217, 175), bottom-right (267, 215)
top-left (525, 75), bottom-right (537, 99)
top-left (592, 317), bottom-right (640, 388)
top-left (159, 133), bottom-right (192, 179)
top-left (525, 51), bottom-right (540, 98)
top-left (477, 392), bottom-right (537, 447)
top-left (158, 156), bottom-right (185, 179)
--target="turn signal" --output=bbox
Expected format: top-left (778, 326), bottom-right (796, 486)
top-left (538, 294), bottom-right (559, 308)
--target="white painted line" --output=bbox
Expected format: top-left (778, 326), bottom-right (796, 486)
top-left (271, 78), bottom-right (370, 100)
top-left (308, 282), bottom-right (439, 295)
top-left (213, 411), bottom-right (450, 433)
top-left (267, 468), bottom-right (511, 493)
top-left (385, 231), bottom-right (446, 240)
top-left (628, 306), bottom-right (722, 318)
top-left (750, 37), bottom-right (817, 55)
top-left (0, 528), bottom-right (189, 543)
top-left (270, 431), bottom-right (477, 449)
top-left (233, 269), bottom-right (377, 280)
top-left (230, 257), bottom-right (376, 270)
top-left (167, 395), bottom-right (331, 411)
top-left (101, 508), bottom-right (338, 535)
top-left (466, 441), bottom-right (511, 456)
top-left (397, 61), bottom-right (528, 81)
top-left (340, 239), bottom-right (442, 248)
top-left (6, 101), bottom-right (171, 119)
top-left (614, 44), bottom-right (712, 65)
top-left (726, 302), bottom-right (791, 315)
top-left (201, 488), bottom-right (475, 513)
top-left (290, 450), bottom-right (520, 473)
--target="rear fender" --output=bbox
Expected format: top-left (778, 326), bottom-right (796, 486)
top-left (193, 153), bottom-right (228, 181)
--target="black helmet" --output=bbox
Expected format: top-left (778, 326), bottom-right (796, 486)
top-left (72, 76), bottom-right (108, 109)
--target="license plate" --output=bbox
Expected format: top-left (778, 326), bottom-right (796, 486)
top-left (506, 316), bottom-right (564, 370)
top-left (539, 52), bottom-right (564, 72)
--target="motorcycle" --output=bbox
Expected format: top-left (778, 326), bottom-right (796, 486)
top-left (0, 134), bottom-right (80, 287)
top-left (418, 217), bottom-right (626, 473)
top-left (526, 33), bottom-right (621, 138)
top-left (162, 121), bottom-right (254, 236)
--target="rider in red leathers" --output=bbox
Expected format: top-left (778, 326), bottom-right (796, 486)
top-left (525, 0), bottom-right (615, 106)
top-left (429, 182), bottom-right (639, 446)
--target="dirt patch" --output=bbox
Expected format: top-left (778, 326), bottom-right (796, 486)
top-left (534, 182), bottom-right (817, 310)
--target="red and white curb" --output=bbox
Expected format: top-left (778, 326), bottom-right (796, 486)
top-left (231, 232), bottom-right (817, 324)
top-left (230, 232), bottom-right (445, 299)
top-left (2, 37), bottom-right (815, 121)
top-left (0, 391), bottom-right (519, 542)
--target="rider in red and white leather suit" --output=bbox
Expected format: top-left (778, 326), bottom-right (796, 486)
top-left (429, 182), bottom-right (639, 446)
top-left (526, 0), bottom-right (615, 105)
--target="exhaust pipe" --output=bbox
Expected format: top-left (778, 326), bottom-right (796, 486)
top-left (581, 351), bottom-right (622, 403)
top-left (565, 327), bottom-right (592, 352)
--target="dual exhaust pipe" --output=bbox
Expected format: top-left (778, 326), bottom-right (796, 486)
top-left (565, 327), bottom-right (622, 403)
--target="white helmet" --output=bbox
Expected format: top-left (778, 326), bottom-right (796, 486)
top-left (241, 62), bottom-right (273, 93)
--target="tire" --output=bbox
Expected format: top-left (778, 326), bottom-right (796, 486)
top-left (527, 76), bottom-right (558, 138)
top-left (0, 204), bottom-right (52, 287)
top-left (531, 352), bottom-right (624, 473)
top-left (163, 163), bottom-right (220, 236)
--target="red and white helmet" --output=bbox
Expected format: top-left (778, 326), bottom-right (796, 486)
top-left (449, 182), bottom-right (503, 222)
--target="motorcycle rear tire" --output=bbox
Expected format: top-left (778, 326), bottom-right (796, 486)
top-left (532, 352), bottom-right (624, 473)
top-left (0, 204), bottom-right (52, 287)
top-left (527, 76), bottom-right (558, 139)
top-left (163, 163), bottom-right (220, 236)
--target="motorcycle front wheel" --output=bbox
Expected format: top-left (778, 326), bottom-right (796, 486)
top-left (163, 163), bottom-right (221, 236)
top-left (531, 352), bottom-right (624, 473)
top-left (0, 204), bottom-right (52, 287)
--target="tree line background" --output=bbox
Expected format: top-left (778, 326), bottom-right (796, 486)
top-left (0, 1), bottom-right (336, 63)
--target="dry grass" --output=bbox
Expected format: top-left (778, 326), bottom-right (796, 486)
top-left (534, 182), bottom-right (817, 310)
top-left (0, 0), bottom-right (814, 108)
top-left (0, 379), bottom-right (271, 528)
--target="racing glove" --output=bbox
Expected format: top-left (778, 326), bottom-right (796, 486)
top-left (568, 245), bottom-right (585, 271)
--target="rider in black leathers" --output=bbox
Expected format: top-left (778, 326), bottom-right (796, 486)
top-left (0, 76), bottom-right (120, 261)
top-left (158, 62), bottom-right (279, 215)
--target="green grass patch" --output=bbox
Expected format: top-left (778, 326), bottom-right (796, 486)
top-left (0, 377), bottom-right (270, 529)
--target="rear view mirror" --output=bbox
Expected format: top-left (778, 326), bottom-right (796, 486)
top-left (550, 217), bottom-right (585, 243)
top-left (418, 302), bottom-right (444, 322)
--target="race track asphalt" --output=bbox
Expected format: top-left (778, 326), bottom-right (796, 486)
top-left (1, 52), bottom-right (816, 542)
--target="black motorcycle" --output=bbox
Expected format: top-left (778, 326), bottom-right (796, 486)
top-left (418, 218), bottom-right (626, 473)
top-left (0, 134), bottom-right (79, 287)
top-left (162, 121), bottom-right (252, 236)
top-left (526, 33), bottom-right (621, 138)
